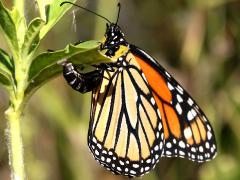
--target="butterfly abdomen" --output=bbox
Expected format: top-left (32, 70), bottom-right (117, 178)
top-left (63, 62), bottom-right (102, 93)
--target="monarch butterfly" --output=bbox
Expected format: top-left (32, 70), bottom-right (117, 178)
top-left (60, 1), bottom-right (217, 177)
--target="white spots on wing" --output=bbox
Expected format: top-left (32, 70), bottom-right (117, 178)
top-left (191, 147), bottom-right (196, 152)
top-left (187, 109), bottom-right (197, 121)
top-left (97, 143), bottom-right (102, 149)
top-left (151, 97), bottom-right (155, 105)
top-left (176, 103), bottom-right (182, 115)
top-left (179, 151), bottom-right (185, 156)
top-left (205, 142), bottom-right (210, 149)
top-left (207, 124), bottom-right (211, 131)
top-left (130, 170), bottom-right (137, 174)
top-left (166, 151), bottom-right (172, 155)
top-left (203, 116), bottom-right (208, 122)
top-left (167, 82), bottom-right (174, 90)
top-left (211, 147), bottom-right (214, 153)
top-left (166, 142), bottom-right (172, 148)
top-left (101, 156), bottom-right (105, 161)
top-left (207, 131), bottom-right (212, 140)
top-left (165, 71), bottom-right (171, 78)
top-left (145, 166), bottom-right (150, 171)
top-left (177, 94), bottom-right (183, 103)
top-left (176, 85), bottom-right (184, 94)
top-left (187, 98), bottom-right (194, 106)
top-left (191, 154), bottom-right (195, 159)
top-left (95, 150), bottom-right (99, 156)
top-left (119, 160), bottom-right (124, 166)
top-left (184, 127), bottom-right (192, 139)
top-left (146, 159), bottom-right (151, 164)
top-left (199, 146), bottom-right (204, 152)
top-left (187, 111), bottom-right (194, 121)
top-left (117, 167), bottom-right (122, 171)
top-left (191, 109), bottom-right (197, 117)
top-left (93, 137), bottom-right (97, 143)
top-left (106, 158), bottom-right (111, 163)
top-left (179, 141), bottom-right (186, 148)
top-left (160, 142), bottom-right (163, 149)
top-left (132, 164), bottom-right (139, 168)
top-left (158, 123), bottom-right (162, 131)
top-left (154, 145), bottom-right (159, 151)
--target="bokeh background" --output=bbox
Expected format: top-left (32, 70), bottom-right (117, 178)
top-left (1, 0), bottom-right (240, 179)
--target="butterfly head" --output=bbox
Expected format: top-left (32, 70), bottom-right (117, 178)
top-left (100, 23), bottom-right (129, 58)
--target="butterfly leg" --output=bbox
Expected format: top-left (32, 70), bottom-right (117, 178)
top-left (62, 62), bottom-right (103, 93)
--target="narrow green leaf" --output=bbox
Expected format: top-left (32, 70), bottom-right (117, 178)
top-left (26, 40), bottom-right (111, 97)
top-left (0, 49), bottom-right (13, 86)
top-left (22, 18), bottom-right (45, 57)
top-left (0, 1), bottom-right (19, 52)
top-left (0, 73), bottom-right (10, 86)
top-left (10, 10), bottom-right (27, 47)
top-left (39, 0), bottom-right (77, 39)
top-left (0, 49), bottom-right (13, 74)
top-left (10, 0), bottom-right (27, 47)
top-left (36, 0), bottom-right (47, 21)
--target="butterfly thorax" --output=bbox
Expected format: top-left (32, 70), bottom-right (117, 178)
top-left (100, 23), bottom-right (129, 60)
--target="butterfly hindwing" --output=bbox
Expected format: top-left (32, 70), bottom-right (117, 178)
top-left (88, 52), bottom-right (164, 177)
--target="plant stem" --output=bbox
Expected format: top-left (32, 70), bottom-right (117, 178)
top-left (5, 56), bottom-right (27, 180)
top-left (5, 105), bottom-right (25, 180)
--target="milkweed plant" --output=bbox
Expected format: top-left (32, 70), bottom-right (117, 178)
top-left (0, 0), bottom-right (111, 179)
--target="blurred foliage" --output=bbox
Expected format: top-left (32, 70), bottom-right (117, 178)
top-left (1, 0), bottom-right (240, 180)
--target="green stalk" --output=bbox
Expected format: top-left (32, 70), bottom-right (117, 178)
top-left (5, 105), bottom-right (25, 180)
top-left (5, 55), bottom-right (28, 180)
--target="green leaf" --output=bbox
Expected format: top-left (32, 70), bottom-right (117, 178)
top-left (39, 0), bottom-right (77, 39)
top-left (29, 40), bottom-right (110, 80)
top-left (0, 49), bottom-right (13, 84)
top-left (22, 18), bottom-right (45, 57)
top-left (0, 49), bottom-right (13, 86)
top-left (0, 1), bottom-right (19, 53)
top-left (0, 49), bottom-right (13, 74)
top-left (10, 7), bottom-right (27, 47)
top-left (26, 40), bottom-right (111, 96)
top-left (0, 73), bottom-right (10, 86)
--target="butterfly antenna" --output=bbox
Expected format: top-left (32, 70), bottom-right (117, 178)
top-left (116, 2), bottom-right (121, 24)
top-left (60, 1), bottom-right (112, 24)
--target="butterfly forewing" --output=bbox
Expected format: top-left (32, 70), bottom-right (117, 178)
top-left (88, 53), bottom-right (164, 177)
top-left (131, 45), bottom-right (217, 162)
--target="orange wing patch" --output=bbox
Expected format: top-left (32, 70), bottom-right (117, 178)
top-left (164, 104), bottom-right (181, 138)
top-left (135, 56), bottom-right (172, 103)
top-left (153, 92), bottom-right (169, 139)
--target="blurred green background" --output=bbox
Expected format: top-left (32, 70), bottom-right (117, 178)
top-left (1, 0), bottom-right (240, 179)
